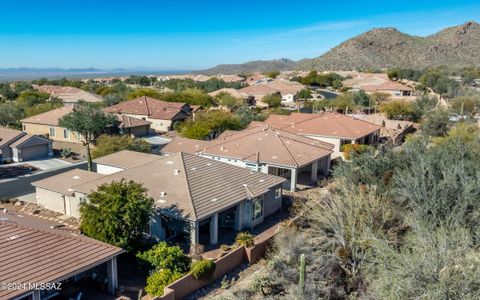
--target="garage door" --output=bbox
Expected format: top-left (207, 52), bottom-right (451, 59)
top-left (21, 144), bottom-right (49, 161)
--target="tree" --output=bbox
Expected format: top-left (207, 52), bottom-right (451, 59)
top-left (264, 70), bottom-right (281, 79)
top-left (0, 101), bottom-right (24, 128)
top-left (145, 269), bottom-right (183, 296)
top-left (263, 93), bottom-right (282, 108)
top-left (79, 180), bottom-right (154, 252)
top-left (380, 100), bottom-right (415, 120)
top-left (450, 95), bottom-right (480, 116)
top-left (352, 90), bottom-right (371, 107)
top-left (296, 88), bottom-right (312, 100)
top-left (331, 93), bottom-right (355, 112)
top-left (420, 109), bottom-right (450, 137)
top-left (103, 93), bottom-right (124, 106)
top-left (179, 111), bottom-right (242, 140)
top-left (59, 104), bottom-right (116, 171)
top-left (215, 92), bottom-right (243, 111)
top-left (370, 92), bottom-right (391, 105)
top-left (91, 135), bottom-right (151, 159)
top-left (137, 242), bottom-right (191, 273)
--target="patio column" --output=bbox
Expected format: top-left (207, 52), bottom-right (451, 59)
top-left (31, 290), bottom-right (41, 300)
top-left (190, 221), bottom-right (199, 245)
top-left (311, 160), bottom-right (318, 183)
top-left (107, 256), bottom-right (118, 295)
top-left (234, 202), bottom-right (244, 231)
top-left (210, 213), bottom-right (218, 244)
top-left (290, 168), bottom-right (298, 192)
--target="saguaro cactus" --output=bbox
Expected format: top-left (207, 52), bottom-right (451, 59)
top-left (299, 253), bottom-right (306, 293)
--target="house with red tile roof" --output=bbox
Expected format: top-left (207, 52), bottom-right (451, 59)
top-left (103, 96), bottom-right (193, 132)
top-left (264, 112), bottom-right (382, 158)
top-left (162, 124), bottom-right (334, 191)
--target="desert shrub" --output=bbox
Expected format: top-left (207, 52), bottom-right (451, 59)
top-left (340, 143), bottom-right (374, 160)
top-left (420, 109), bottom-right (450, 137)
top-left (235, 232), bottom-right (254, 248)
top-left (61, 148), bottom-right (72, 158)
top-left (144, 269), bottom-right (183, 296)
top-left (190, 259), bottom-right (216, 281)
top-left (137, 242), bottom-right (191, 274)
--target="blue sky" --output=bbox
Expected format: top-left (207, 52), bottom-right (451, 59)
top-left (1, 1), bottom-right (480, 70)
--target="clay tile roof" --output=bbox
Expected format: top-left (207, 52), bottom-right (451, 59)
top-left (93, 150), bottom-right (161, 169)
top-left (33, 85), bottom-right (103, 103)
top-left (162, 137), bottom-right (209, 154)
top-left (21, 104), bottom-right (76, 126)
top-left (116, 115), bottom-right (151, 129)
top-left (32, 169), bottom-right (105, 195)
top-left (264, 112), bottom-right (382, 140)
top-left (208, 88), bottom-right (246, 99)
top-left (73, 153), bottom-right (285, 220)
top-left (238, 85), bottom-right (278, 96)
top-left (164, 125), bottom-right (333, 168)
top-left (103, 96), bottom-right (189, 120)
top-left (9, 134), bottom-right (50, 148)
top-left (362, 81), bottom-right (413, 92)
top-left (0, 127), bottom-right (25, 148)
top-left (0, 218), bottom-right (123, 299)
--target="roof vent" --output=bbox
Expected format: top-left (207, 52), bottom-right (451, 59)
top-left (206, 163), bottom-right (212, 166)
top-left (220, 146), bottom-right (225, 150)
top-left (73, 176), bottom-right (80, 180)
top-left (259, 179), bottom-right (265, 183)
top-left (174, 169), bottom-right (180, 175)
top-left (158, 199), bottom-right (167, 204)
top-left (7, 235), bottom-right (20, 241)
top-left (166, 161), bottom-right (174, 165)
top-left (160, 191), bottom-right (166, 197)
top-left (210, 198), bottom-right (218, 203)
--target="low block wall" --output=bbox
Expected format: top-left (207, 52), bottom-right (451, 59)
top-left (147, 223), bottom-right (281, 300)
top-left (0, 161), bottom-right (87, 201)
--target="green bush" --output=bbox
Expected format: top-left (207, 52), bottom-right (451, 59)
top-left (145, 269), bottom-right (183, 296)
top-left (137, 241), bottom-right (191, 274)
top-left (190, 259), bottom-right (216, 281)
top-left (235, 232), bottom-right (255, 248)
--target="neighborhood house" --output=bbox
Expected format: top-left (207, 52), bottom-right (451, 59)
top-left (263, 112), bottom-right (382, 157)
top-left (21, 104), bottom-right (151, 146)
top-left (32, 151), bottom-right (286, 246)
top-left (162, 123), bottom-right (334, 191)
top-left (103, 96), bottom-right (194, 132)
top-left (0, 127), bottom-right (52, 163)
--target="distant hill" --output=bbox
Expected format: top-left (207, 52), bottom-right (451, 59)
top-left (201, 21), bottom-right (480, 74)
top-left (199, 58), bottom-right (295, 75)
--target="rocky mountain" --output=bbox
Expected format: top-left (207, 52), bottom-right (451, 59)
top-left (200, 21), bottom-right (480, 74)
top-left (199, 58), bottom-right (295, 75)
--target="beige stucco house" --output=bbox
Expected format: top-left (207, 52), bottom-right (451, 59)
top-left (103, 96), bottom-right (193, 132)
top-left (0, 127), bottom-right (53, 163)
top-left (264, 112), bottom-right (382, 158)
top-left (33, 151), bottom-right (285, 246)
top-left (21, 105), bottom-right (151, 147)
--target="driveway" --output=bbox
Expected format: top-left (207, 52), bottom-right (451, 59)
top-left (0, 158), bottom-right (72, 171)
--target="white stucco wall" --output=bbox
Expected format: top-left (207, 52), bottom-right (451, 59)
top-left (36, 188), bottom-right (66, 214)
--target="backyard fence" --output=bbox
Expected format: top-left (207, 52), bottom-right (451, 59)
top-left (143, 221), bottom-right (285, 300)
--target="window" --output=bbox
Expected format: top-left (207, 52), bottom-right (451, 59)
top-left (252, 197), bottom-right (263, 220)
top-left (275, 188), bottom-right (282, 200)
top-left (22, 124), bottom-right (26, 131)
top-left (246, 163), bottom-right (258, 171)
top-left (49, 127), bottom-right (55, 137)
top-left (63, 129), bottom-right (69, 139)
